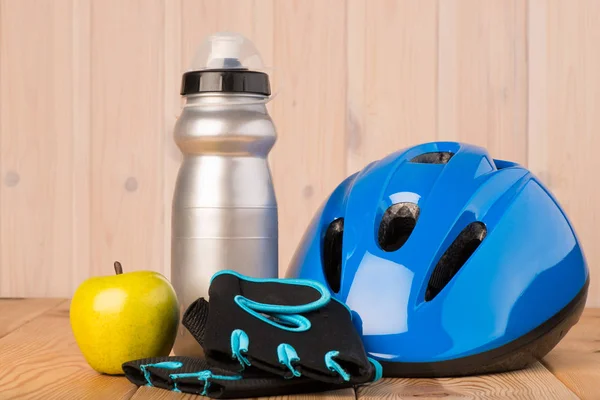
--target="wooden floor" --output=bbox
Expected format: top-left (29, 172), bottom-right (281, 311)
top-left (0, 300), bottom-right (598, 400)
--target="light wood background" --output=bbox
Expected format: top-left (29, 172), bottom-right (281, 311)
top-left (0, 0), bottom-right (598, 305)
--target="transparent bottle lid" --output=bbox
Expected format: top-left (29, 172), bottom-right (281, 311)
top-left (188, 32), bottom-right (265, 72)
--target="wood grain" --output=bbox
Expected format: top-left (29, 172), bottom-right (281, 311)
top-left (132, 385), bottom-right (355, 400)
top-left (437, 0), bottom-right (528, 164)
top-left (89, 0), bottom-right (165, 278)
top-left (162, 0), bottom-right (182, 282)
top-left (71, 0), bottom-right (92, 292)
top-left (357, 363), bottom-right (578, 400)
top-left (0, 300), bottom-right (137, 399)
top-left (543, 309), bottom-right (600, 400)
top-left (131, 386), bottom-right (197, 400)
top-left (0, 298), bottom-right (65, 339)
top-left (526, 0), bottom-right (549, 186)
top-left (0, 0), bottom-right (75, 297)
top-left (346, 0), bottom-right (438, 174)
top-left (527, 0), bottom-right (600, 307)
top-left (272, 0), bottom-right (347, 275)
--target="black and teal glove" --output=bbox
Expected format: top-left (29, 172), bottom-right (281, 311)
top-left (183, 270), bottom-right (381, 385)
top-left (122, 271), bottom-right (382, 398)
top-left (122, 356), bottom-right (342, 399)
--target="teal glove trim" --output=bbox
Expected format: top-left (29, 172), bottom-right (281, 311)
top-left (324, 351), bottom-right (350, 382)
top-left (230, 329), bottom-right (251, 369)
top-left (139, 361), bottom-right (183, 387)
top-left (235, 296), bottom-right (312, 332)
top-left (212, 270), bottom-right (331, 314)
top-left (169, 370), bottom-right (242, 395)
top-left (277, 343), bottom-right (301, 378)
top-left (367, 357), bottom-right (383, 381)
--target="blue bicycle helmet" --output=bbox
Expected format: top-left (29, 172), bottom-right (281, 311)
top-left (286, 141), bottom-right (588, 377)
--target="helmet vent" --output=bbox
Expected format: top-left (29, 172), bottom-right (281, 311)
top-left (378, 203), bottom-right (420, 252)
top-left (410, 151), bottom-right (454, 164)
top-left (322, 218), bottom-right (344, 293)
top-left (425, 221), bottom-right (487, 301)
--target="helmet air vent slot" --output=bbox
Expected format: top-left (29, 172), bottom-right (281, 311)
top-left (322, 218), bottom-right (344, 293)
top-left (410, 152), bottom-right (454, 164)
top-left (378, 203), bottom-right (420, 252)
top-left (425, 221), bottom-right (487, 301)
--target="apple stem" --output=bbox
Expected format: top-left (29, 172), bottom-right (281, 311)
top-left (114, 261), bottom-right (123, 275)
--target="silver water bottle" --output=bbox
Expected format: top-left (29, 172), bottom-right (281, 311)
top-left (171, 32), bottom-right (278, 356)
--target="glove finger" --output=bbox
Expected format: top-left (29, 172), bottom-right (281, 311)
top-left (320, 350), bottom-right (381, 384)
top-left (182, 297), bottom-right (210, 346)
top-left (207, 375), bottom-right (352, 399)
top-left (122, 356), bottom-right (352, 399)
top-left (123, 356), bottom-right (191, 390)
top-left (123, 356), bottom-right (242, 396)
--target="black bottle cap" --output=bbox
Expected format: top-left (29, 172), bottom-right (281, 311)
top-left (180, 69), bottom-right (270, 96)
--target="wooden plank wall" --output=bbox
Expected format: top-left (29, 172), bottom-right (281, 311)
top-left (0, 0), bottom-right (599, 305)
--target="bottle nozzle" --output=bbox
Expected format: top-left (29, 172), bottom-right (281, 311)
top-left (189, 32), bottom-right (264, 72)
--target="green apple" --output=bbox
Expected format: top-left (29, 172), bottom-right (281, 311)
top-left (70, 262), bottom-right (179, 375)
